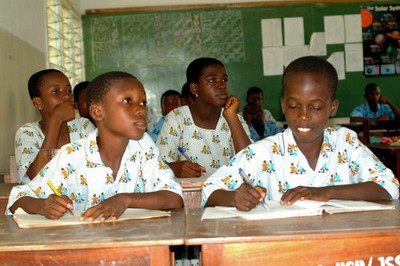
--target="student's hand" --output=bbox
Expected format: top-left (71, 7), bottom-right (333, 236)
top-left (42, 194), bottom-right (74, 219)
top-left (223, 96), bottom-right (240, 119)
top-left (379, 95), bottom-right (389, 104)
top-left (51, 100), bottom-right (75, 123)
top-left (377, 115), bottom-right (389, 121)
top-left (280, 186), bottom-right (331, 205)
top-left (80, 194), bottom-right (128, 222)
top-left (168, 161), bottom-right (206, 178)
top-left (234, 184), bottom-right (266, 211)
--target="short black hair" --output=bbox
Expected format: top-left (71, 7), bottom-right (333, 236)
top-left (186, 57), bottom-right (225, 84)
top-left (181, 82), bottom-right (194, 99)
top-left (28, 69), bottom-right (64, 99)
top-left (161, 90), bottom-right (181, 105)
top-left (73, 81), bottom-right (90, 102)
top-left (86, 71), bottom-right (137, 109)
top-left (246, 86), bottom-right (263, 102)
top-left (282, 56), bottom-right (338, 100)
top-left (364, 83), bottom-right (379, 94)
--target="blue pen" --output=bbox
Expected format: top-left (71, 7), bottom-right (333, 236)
top-left (238, 168), bottom-right (270, 211)
top-left (178, 146), bottom-right (194, 163)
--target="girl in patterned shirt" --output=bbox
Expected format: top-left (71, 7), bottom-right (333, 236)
top-left (156, 57), bottom-right (252, 178)
top-left (203, 56), bottom-right (399, 211)
top-left (15, 69), bottom-right (95, 184)
top-left (7, 71), bottom-right (183, 221)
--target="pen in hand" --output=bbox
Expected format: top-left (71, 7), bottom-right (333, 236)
top-left (238, 168), bottom-right (269, 211)
top-left (47, 180), bottom-right (75, 216)
top-left (178, 146), bottom-right (194, 163)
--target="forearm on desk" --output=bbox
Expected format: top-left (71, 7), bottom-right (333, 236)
top-left (206, 189), bottom-right (235, 207)
top-left (327, 182), bottom-right (392, 201)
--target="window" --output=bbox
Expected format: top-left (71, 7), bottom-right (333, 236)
top-left (46, 0), bottom-right (84, 86)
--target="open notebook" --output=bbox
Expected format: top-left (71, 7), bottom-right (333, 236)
top-left (201, 200), bottom-right (395, 220)
top-left (13, 208), bottom-right (171, 229)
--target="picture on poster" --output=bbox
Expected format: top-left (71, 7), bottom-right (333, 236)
top-left (361, 4), bottom-right (400, 76)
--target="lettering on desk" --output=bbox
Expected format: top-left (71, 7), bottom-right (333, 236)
top-left (330, 254), bottom-right (400, 266)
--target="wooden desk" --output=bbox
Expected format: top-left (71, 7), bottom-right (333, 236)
top-left (176, 176), bottom-right (208, 208)
top-left (368, 144), bottom-right (400, 179)
top-left (0, 183), bottom-right (16, 215)
top-left (0, 208), bottom-right (185, 265)
top-left (186, 201), bottom-right (400, 266)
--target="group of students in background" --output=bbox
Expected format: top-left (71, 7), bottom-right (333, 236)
top-left (6, 56), bottom-right (399, 223)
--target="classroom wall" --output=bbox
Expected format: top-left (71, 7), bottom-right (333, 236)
top-left (0, 0), bottom-right (47, 172)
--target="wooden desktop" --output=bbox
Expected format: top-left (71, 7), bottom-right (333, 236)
top-left (185, 201), bottom-right (400, 266)
top-left (0, 207), bottom-right (185, 265)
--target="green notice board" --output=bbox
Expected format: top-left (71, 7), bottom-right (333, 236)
top-left (83, 1), bottom-right (399, 120)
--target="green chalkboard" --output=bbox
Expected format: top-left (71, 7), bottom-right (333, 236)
top-left (83, 1), bottom-right (400, 121)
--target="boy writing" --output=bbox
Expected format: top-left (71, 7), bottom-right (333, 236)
top-left (203, 56), bottom-right (399, 211)
top-left (7, 71), bottom-right (183, 221)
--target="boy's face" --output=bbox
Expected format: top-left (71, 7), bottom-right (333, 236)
top-left (365, 86), bottom-right (381, 106)
top-left (247, 92), bottom-right (263, 107)
top-left (192, 63), bottom-right (228, 107)
top-left (93, 77), bottom-right (147, 140)
top-left (281, 72), bottom-right (338, 146)
top-left (34, 72), bottom-right (73, 114)
top-left (161, 95), bottom-right (181, 116)
top-left (76, 89), bottom-right (90, 119)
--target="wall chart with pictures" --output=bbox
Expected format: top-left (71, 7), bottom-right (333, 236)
top-left (362, 4), bottom-right (400, 76)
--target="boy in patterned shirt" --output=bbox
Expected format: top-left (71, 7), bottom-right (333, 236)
top-left (7, 71), bottom-right (183, 221)
top-left (203, 56), bottom-right (399, 211)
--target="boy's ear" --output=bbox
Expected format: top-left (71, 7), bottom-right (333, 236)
top-left (330, 99), bottom-right (339, 117)
top-left (89, 103), bottom-right (103, 121)
top-left (32, 97), bottom-right (42, 109)
top-left (189, 82), bottom-right (198, 96)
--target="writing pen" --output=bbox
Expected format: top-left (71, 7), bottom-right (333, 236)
top-left (178, 146), bottom-right (194, 163)
top-left (238, 168), bottom-right (270, 211)
top-left (47, 180), bottom-right (75, 216)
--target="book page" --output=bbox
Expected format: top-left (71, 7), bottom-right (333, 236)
top-left (13, 208), bottom-right (171, 229)
top-left (201, 200), bottom-right (395, 220)
top-left (213, 201), bottom-right (322, 220)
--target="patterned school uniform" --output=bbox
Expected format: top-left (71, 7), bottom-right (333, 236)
top-left (202, 127), bottom-right (399, 205)
top-left (350, 102), bottom-right (395, 120)
top-left (249, 120), bottom-right (284, 141)
top-left (6, 129), bottom-right (182, 215)
top-left (15, 118), bottom-right (95, 184)
top-left (156, 105), bottom-right (251, 175)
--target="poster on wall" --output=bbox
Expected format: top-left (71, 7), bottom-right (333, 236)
top-left (361, 4), bottom-right (400, 76)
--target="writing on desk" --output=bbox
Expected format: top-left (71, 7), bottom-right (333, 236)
top-left (334, 253), bottom-right (400, 266)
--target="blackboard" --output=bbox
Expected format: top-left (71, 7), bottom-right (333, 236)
top-left (83, 1), bottom-right (400, 120)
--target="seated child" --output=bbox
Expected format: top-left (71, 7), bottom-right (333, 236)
top-left (242, 102), bottom-right (283, 141)
top-left (156, 57), bottom-right (251, 178)
top-left (350, 83), bottom-right (400, 122)
top-left (15, 69), bottom-right (95, 184)
top-left (73, 81), bottom-right (93, 122)
top-left (150, 89), bottom-right (181, 142)
top-left (7, 71), bottom-right (183, 221)
top-left (203, 56), bottom-right (399, 211)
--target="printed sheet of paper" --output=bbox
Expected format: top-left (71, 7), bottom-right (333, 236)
top-left (309, 32), bottom-right (327, 56)
top-left (283, 45), bottom-right (309, 67)
top-left (345, 43), bottom-right (363, 72)
top-left (262, 47), bottom-right (284, 76)
top-left (284, 17), bottom-right (304, 46)
top-left (324, 15), bottom-right (345, 44)
top-left (328, 52), bottom-right (345, 80)
top-left (261, 18), bottom-right (283, 47)
top-left (344, 14), bottom-right (362, 43)
top-left (13, 208), bottom-right (171, 229)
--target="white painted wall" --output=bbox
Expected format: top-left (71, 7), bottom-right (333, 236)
top-left (0, 0), bottom-right (47, 172)
top-left (0, 0), bottom-right (47, 52)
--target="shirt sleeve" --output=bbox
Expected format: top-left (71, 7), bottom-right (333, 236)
top-left (156, 111), bottom-right (182, 163)
top-left (14, 123), bottom-right (42, 184)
